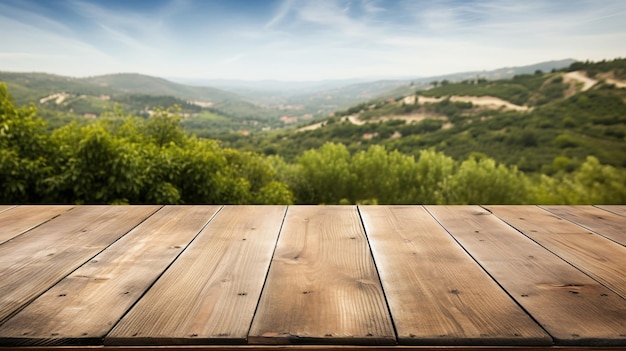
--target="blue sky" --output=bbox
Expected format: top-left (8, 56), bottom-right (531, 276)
top-left (1, 0), bottom-right (626, 81)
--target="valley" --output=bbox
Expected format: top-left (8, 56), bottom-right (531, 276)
top-left (224, 59), bottom-right (626, 176)
top-left (1, 58), bottom-right (625, 205)
top-left (2, 59), bottom-right (625, 170)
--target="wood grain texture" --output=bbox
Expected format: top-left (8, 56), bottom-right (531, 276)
top-left (594, 205), bottom-right (626, 217)
top-left (426, 206), bottom-right (626, 346)
top-left (359, 206), bottom-right (551, 346)
top-left (0, 206), bottom-right (219, 346)
top-left (5, 347), bottom-right (626, 351)
top-left (248, 206), bottom-right (395, 346)
top-left (107, 206), bottom-right (286, 346)
top-left (0, 205), bottom-right (73, 245)
top-left (0, 205), bottom-right (15, 213)
top-left (0, 205), bottom-right (159, 327)
top-left (541, 206), bottom-right (626, 246)
top-left (486, 206), bottom-right (626, 299)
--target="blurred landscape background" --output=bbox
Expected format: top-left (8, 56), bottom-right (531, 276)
top-left (1, 0), bottom-right (625, 204)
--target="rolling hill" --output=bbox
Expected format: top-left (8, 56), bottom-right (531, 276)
top-left (222, 58), bottom-right (626, 173)
top-left (176, 59), bottom-right (577, 118)
top-left (0, 59), bottom-right (577, 136)
top-left (0, 71), bottom-right (286, 132)
top-left (1, 58), bottom-right (625, 205)
top-left (1, 58), bottom-right (619, 157)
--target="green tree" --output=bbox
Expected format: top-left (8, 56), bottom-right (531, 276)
top-left (0, 83), bottom-right (50, 203)
top-left (59, 124), bottom-right (143, 204)
top-left (448, 155), bottom-right (529, 204)
top-left (255, 181), bottom-right (294, 204)
top-left (351, 145), bottom-right (418, 204)
top-left (572, 156), bottom-right (626, 204)
top-left (414, 149), bottom-right (456, 204)
top-left (142, 106), bottom-right (186, 147)
top-left (294, 143), bottom-right (355, 204)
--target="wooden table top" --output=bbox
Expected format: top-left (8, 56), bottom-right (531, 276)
top-left (0, 205), bottom-right (624, 350)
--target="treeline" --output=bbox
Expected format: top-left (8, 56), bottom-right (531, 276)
top-left (0, 84), bottom-right (292, 205)
top-left (273, 143), bottom-right (625, 204)
top-left (1, 83), bottom-right (625, 205)
top-left (421, 72), bottom-right (561, 106)
top-left (568, 58), bottom-right (626, 79)
top-left (225, 86), bottom-right (626, 172)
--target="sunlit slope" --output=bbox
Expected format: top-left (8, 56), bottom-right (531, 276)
top-left (227, 59), bottom-right (626, 173)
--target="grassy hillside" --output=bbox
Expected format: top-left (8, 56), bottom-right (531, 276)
top-left (282, 59), bottom-right (576, 116)
top-left (223, 59), bottom-right (626, 173)
top-left (0, 71), bottom-right (284, 132)
top-left (80, 73), bottom-right (244, 102)
top-left (2, 59), bottom-right (625, 205)
top-left (3, 79), bottom-right (624, 205)
top-left (2, 59), bottom-right (622, 172)
top-left (420, 73), bottom-right (565, 106)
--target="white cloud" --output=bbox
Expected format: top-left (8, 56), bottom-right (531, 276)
top-left (0, 10), bottom-right (123, 75)
top-left (1, 0), bottom-right (626, 80)
top-left (361, 0), bottom-right (385, 14)
top-left (265, 0), bottom-right (294, 28)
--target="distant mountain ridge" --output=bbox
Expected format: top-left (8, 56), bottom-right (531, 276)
top-left (0, 71), bottom-right (246, 104)
top-left (328, 59), bottom-right (579, 101)
top-left (0, 58), bottom-right (578, 128)
top-left (81, 73), bottom-right (245, 102)
top-left (0, 70), bottom-right (283, 123)
top-left (221, 58), bottom-right (626, 174)
top-left (1, 59), bottom-right (575, 110)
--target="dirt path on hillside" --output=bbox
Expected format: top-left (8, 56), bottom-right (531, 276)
top-left (450, 96), bottom-right (529, 111)
top-left (564, 71), bottom-right (597, 91)
top-left (347, 115), bottom-right (366, 125)
top-left (605, 78), bottom-right (626, 88)
top-left (298, 93), bottom-right (528, 132)
top-left (298, 121), bottom-right (326, 131)
top-left (297, 115), bottom-right (365, 131)
top-left (369, 113), bottom-right (447, 124)
top-left (416, 95), bottom-right (529, 111)
top-left (39, 93), bottom-right (69, 104)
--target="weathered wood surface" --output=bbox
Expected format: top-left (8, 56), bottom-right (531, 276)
top-left (0, 206), bottom-right (219, 346)
top-left (485, 205), bottom-right (626, 299)
top-left (359, 206), bottom-right (551, 346)
top-left (594, 205), bottom-right (626, 217)
top-left (0, 206), bottom-right (159, 326)
top-left (249, 206), bottom-right (395, 345)
top-left (541, 205), bottom-right (626, 246)
top-left (0, 205), bottom-right (625, 350)
top-left (0, 205), bottom-right (15, 213)
top-left (0, 205), bottom-right (73, 245)
top-left (427, 206), bottom-right (626, 346)
top-left (107, 206), bottom-right (286, 345)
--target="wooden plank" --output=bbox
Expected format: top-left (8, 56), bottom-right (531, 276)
top-left (0, 205), bottom-right (160, 327)
top-left (426, 206), bottom-right (626, 346)
top-left (0, 206), bottom-right (220, 346)
top-left (486, 206), bottom-right (626, 299)
top-left (541, 206), bottom-right (626, 246)
top-left (0, 205), bottom-right (15, 213)
top-left (106, 206), bottom-right (286, 346)
top-left (595, 205), bottom-right (626, 217)
top-left (359, 206), bottom-right (551, 346)
top-left (0, 205), bottom-right (73, 245)
top-left (248, 206), bottom-right (395, 346)
top-left (1, 347), bottom-right (625, 351)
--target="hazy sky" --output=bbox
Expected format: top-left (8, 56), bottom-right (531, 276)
top-left (1, 0), bottom-right (626, 81)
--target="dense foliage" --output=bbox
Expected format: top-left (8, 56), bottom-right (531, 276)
top-left (0, 84), bottom-right (293, 205)
top-left (2, 83), bottom-right (625, 205)
top-left (568, 58), bottom-right (626, 79)
top-left (419, 72), bottom-right (571, 106)
top-left (226, 62), bottom-right (626, 173)
top-left (0, 71), bottom-right (285, 135)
